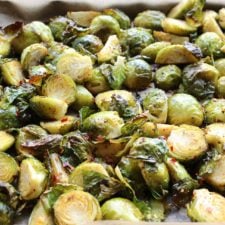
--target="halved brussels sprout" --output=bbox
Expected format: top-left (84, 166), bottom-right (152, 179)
top-left (103, 8), bottom-right (130, 29)
top-left (28, 200), bottom-right (54, 225)
top-left (0, 131), bottom-right (15, 152)
top-left (97, 35), bottom-right (121, 63)
top-left (95, 90), bottom-right (140, 119)
top-left (162, 18), bottom-right (197, 35)
top-left (168, 93), bottom-right (204, 126)
top-left (12, 21), bottom-right (53, 53)
top-left (0, 37), bottom-right (10, 57)
top-left (219, 8), bottom-right (225, 29)
top-left (141, 42), bottom-right (171, 61)
top-left (204, 99), bottom-right (225, 124)
top-left (203, 10), bottom-right (225, 41)
top-left (21, 43), bottom-right (48, 72)
top-left (140, 162), bottom-right (169, 199)
top-left (182, 63), bottom-right (219, 100)
top-left (67, 11), bottom-right (100, 27)
top-left (124, 27), bottom-right (154, 56)
top-left (124, 59), bottom-right (152, 91)
top-left (41, 74), bottom-right (76, 105)
top-left (134, 10), bottom-right (165, 30)
top-left (40, 115), bottom-right (78, 134)
top-left (155, 65), bottom-right (181, 90)
top-left (195, 32), bottom-right (224, 58)
top-left (53, 190), bottom-right (102, 225)
top-left (155, 44), bottom-right (199, 64)
top-left (217, 76), bottom-right (225, 98)
top-left (167, 125), bottom-right (207, 161)
top-left (82, 111), bottom-right (124, 140)
top-left (30, 96), bottom-right (68, 120)
top-left (1, 60), bottom-right (25, 86)
top-left (0, 201), bottom-right (14, 225)
top-left (101, 198), bottom-right (143, 221)
top-left (153, 31), bottom-right (189, 44)
top-left (142, 88), bottom-right (168, 123)
top-left (0, 152), bottom-right (18, 183)
top-left (56, 52), bottom-right (93, 84)
top-left (18, 157), bottom-right (48, 200)
top-left (187, 189), bottom-right (225, 222)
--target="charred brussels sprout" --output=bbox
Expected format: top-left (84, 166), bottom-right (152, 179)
top-left (167, 125), bottom-right (207, 161)
top-left (182, 63), bottom-right (219, 100)
top-left (134, 10), bottom-right (165, 30)
top-left (101, 198), bottom-right (143, 221)
top-left (187, 189), bottom-right (225, 222)
top-left (124, 59), bottom-right (152, 91)
top-left (155, 65), bottom-right (181, 90)
top-left (168, 93), bottom-right (204, 126)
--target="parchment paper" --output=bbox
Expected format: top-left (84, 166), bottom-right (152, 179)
top-left (0, 0), bottom-right (224, 224)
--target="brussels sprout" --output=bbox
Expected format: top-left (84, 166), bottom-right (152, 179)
top-left (30, 96), bottom-right (68, 120)
top-left (101, 197), bottom-right (143, 221)
top-left (53, 190), bottom-right (102, 225)
top-left (41, 74), bottom-right (76, 105)
top-left (18, 157), bottom-right (48, 200)
top-left (0, 152), bottom-right (18, 183)
top-left (129, 137), bottom-right (168, 163)
top-left (56, 52), bottom-right (93, 84)
top-left (195, 32), bottom-right (224, 58)
top-left (0, 201), bottom-right (14, 225)
top-left (67, 11), bottom-right (101, 27)
top-left (134, 10), bottom-right (165, 30)
top-left (203, 10), bottom-right (225, 41)
top-left (142, 88), bottom-right (168, 123)
top-left (187, 189), bottom-right (225, 222)
top-left (155, 44), bottom-right (199, 64)
top-left (162, 18), bottom-right (197, 35)
top-left (153, 31), bottom-right (189, 44)
top-left (204, 99), bottom-right (225, 124)
top-left (21, 43), bottom-right (48, 72)
top-left (124, 59), bottom-right (152, 91)
top-left (217, 76), bottom-right (225, 98)
top-left (123, 27), bottom-right (154, 56)
top-left (219, 8), bottom-right (225, 29)
top-left (167, 125), bottom-right (208, 161)
top-left (90, 15), bottom-right (120, 36)
top-left (215, 58), bottom-right (225, 78)
top-left (28, 200), bottom-right (54, 225)
top-left (182, 63), bottom-right (219, 99)
top-left (97, 35), bottom-right (121, 63)
top-left (40, 115), bottom-right (78, 135)
top-left (49, 153), bottom-right (68, 185)
top-left (140, 162), bottom-right (169, 199)
top-left (155, 65), bottom-right (181, 90)
top-left (12, 21), bottom-right (53, 53)
top-left (0, 37), bottom-right (11, 57)
top-left (95, 90), bottom-right (140, 119)
top-left (85, 67), bottom-right (110, 95)
top-left (1, 60), bottom-right (25, 86)
top-left (141, 42), bottom-right (171, 61)
top-left (168, 93), bottom-right (204, 126)
top-left (72, 35), bottom-right (103, 55)
top-left (82, 111), bottom-right (124, 140)
top-left (0, 131), bottom-right (15, 152)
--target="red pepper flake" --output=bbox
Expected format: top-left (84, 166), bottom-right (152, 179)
top-left (170, 158), bottom-right (177, 163)
top-left (170, 145), bottom-right (174, 151)
top-left (61, 117), bottom-right (68, 123)
top-left (16, 110), bottom-right (20, 117)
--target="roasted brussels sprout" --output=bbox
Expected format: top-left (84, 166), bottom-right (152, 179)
top-left (215, 58), bottom-right (225, 77)
top-left (182, 63), bottom-right (219, 100)
top-left (82, 111), bottom-right (124, 140)
top-left (168, 93), bottom-right (204, 126)
top-left (95, 90), bottom-right (140, 119)
top-left (0, 37), bottom-right (11, 58)
top-left (0, 131), bottom-right (15, 152)
top-left (0, 201), bottom-right (14, 225)
top-left (101, 198), bottom-right (143, 221)
top-left (217, 76), bottom-right (225, 98)
top-left (142, 88), bottom-right (168, 123)
top-left (53, 190), bottom-right (102, 225)
top-left (187, 189), bottom-right (225, 222)
top-left (155, 65), bottom-right (181, 90)
top-left (124, 59), bottom-right (152, 91)
top-left (18, 157), bottom-right (48, 200)
top-left (0, 152), bottom-right (18, 183)
top-left (134, 10), bottom-right (165, 30)
top-left (167, 125), bottom-right (207, 161)
top-left (219, 8), bottom-right (225, 29)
